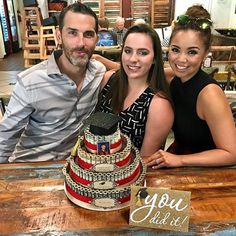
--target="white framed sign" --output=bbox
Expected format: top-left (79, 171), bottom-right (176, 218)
top-left (129, 186), bottom-right (191, 233)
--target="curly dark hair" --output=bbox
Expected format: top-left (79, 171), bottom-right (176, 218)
top-left (186, 4), bottom-right (211, 19)
top-left (170, 4), bottom-right (212, 52)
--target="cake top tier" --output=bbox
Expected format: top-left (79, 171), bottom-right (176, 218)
top-left (86, 112), bottom-right (120, 135)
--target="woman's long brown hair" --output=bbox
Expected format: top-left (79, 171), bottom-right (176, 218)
top-left (106, 24), bottom-right (172, 113)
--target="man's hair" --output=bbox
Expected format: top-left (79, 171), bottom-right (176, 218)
top-left (58, 2), bottom-right (98, 33)
top-left (98, 18), bottom-right (109, 29)
top-left (115, 16), bottom-right (125, 24)
top-left (134, 18), bottom-right (146, 25)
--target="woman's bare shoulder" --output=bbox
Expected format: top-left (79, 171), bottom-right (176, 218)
top-left (150, 92), bottom-right (173, 114)
top-left (100, 70), bottom-right (116, 89)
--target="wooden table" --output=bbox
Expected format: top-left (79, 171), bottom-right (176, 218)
top-left (0, 161), bottom-right (236, 235)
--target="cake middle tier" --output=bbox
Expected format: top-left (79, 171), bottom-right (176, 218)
top-left (68, 146), bottom-right (142, 189)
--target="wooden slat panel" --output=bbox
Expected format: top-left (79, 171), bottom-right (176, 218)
top-left (151, 0), bottom-right (175, 28)
top-left (131, 0), bottom-right (150, 23)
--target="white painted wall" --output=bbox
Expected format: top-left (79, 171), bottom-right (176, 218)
top-left (210, 0), bottom-right (233, 28)
top-left (229, 0), bottom-right (236, 28)
top-left (175, 0), bottom-right (236, 28)
top-left (175, 0), bottom-right (212, 16)
top-left (38, 0), bottom-right (49, 19)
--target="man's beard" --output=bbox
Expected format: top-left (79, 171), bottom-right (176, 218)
top-left (62, 44), bottom-right (92, 68)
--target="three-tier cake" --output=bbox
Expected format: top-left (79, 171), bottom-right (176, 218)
top-left (63, 112), bottom-right (146, 211)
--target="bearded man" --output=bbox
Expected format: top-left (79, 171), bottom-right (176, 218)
top-left (0, 3), bottom-right (106, 162)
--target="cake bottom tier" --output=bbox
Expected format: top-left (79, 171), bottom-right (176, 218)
top-left (63, 156), bottom-right (146, 211)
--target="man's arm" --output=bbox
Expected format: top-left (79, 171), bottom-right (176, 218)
top-left (92, 54), bottom-right (120, 71)
top-left (0, 79), bottom-right (32, 162)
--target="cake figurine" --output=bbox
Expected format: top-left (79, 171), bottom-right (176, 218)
top-left (63, 112), bottom-right (146, 211)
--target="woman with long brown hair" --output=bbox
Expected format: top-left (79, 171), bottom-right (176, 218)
top-left (97, 24), bottom-right (174, 157)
